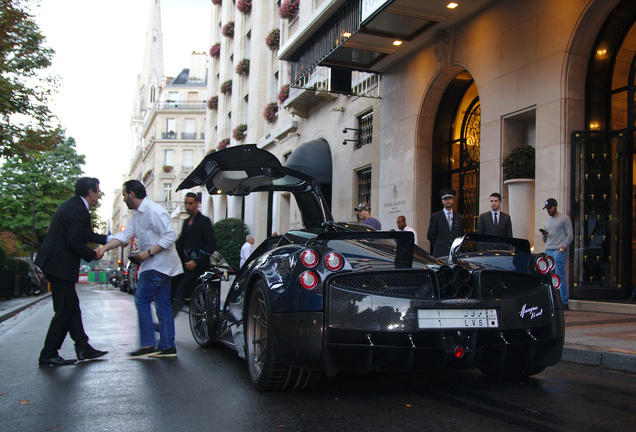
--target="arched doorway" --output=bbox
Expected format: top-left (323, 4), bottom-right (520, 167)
top-left (431, 71), bottom-right (480, 233)
top-left (571, 0), bottom-right (636, 299)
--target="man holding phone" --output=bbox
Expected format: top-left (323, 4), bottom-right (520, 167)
top-left (540, 198), bottom-right (573, 309)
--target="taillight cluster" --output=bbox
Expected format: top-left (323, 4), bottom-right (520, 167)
top-left (298, 249), bottom-right (344, 290)
top-left (535, 255), bottom-right (560, 289)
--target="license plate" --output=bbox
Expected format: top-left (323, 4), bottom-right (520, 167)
top-left (417, 309), bottom-right (499, 329)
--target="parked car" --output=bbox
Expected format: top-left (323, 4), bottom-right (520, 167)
top-left (125, 259), bottom-right (139, 295)
top-left (177, 145), bottom-right (565, 390)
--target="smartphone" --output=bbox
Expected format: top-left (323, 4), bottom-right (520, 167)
top-left (539, 229), bottom-right (548, 235)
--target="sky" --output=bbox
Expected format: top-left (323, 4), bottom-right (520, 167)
top-left (33, 0), bottom-right (210, 223)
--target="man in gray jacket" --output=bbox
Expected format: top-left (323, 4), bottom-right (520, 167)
top-left (540, 198), bottom-right (573, 309)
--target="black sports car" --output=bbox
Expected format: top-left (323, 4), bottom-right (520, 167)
top-left (177, 144), bottom-right (565, 390)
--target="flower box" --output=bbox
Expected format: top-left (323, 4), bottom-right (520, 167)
top-left (211, 0), bottom-right (221, 5)
top-left (207, 96), bottom-right (218, 110)
top-left (279, 0), bottom-right (299, 20)
top-left (222, 22), bottom-right (234, 38)
top-left (237, 0), bottom-right (251, 15)
top-left (232, 124), bottom-right (247, 140)
top-left (235, 59), bottom-right (250, 76)
top-left (209, 43), bottom-right (220, 58)
top-left (263, 102), bottom-right (279, 123)
top-left (278, 84), bottom-right (289, 104)
top-left (220, 80), bottom-right (233, 95)
top-left (265, 29), bottom-right (280, 51)
top-left (217, 138), bottom-right (230, 150)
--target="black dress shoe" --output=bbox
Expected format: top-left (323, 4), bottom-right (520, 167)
top-left (76, 347), bottom-right (108, 361)
top-left (39, 356), bottom-right (77, 367)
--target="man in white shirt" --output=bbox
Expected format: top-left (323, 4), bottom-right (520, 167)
top-left (396, 215), bottom-right (418, 245)
top-left (98, 180), bottom-right (183, 358)
top-left (240, 235), bottom-right (255, 268)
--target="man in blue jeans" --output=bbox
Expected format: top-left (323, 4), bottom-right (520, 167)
top-left (98, 180), bottom-right (183, 357)
top-left (540, 198), bottom-right (573, 309)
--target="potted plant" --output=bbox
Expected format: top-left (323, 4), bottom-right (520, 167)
top-left (209, 43), bottom-right (220, 58)
top-left (265, 29), bottom-right (280, 51)
top-left (237, 0), bottom-right (251, 15)
top-left (279, 0), bottom-right (299, 20)
top-left (278, 84), bottom-right (290, 104)
top-left (263, 102), bottom-right (279, 123)
top-left (232, 124), bottom-right (248, 140)
top-left (207, 96), bottom-right (218, 110)
top-left (217, 138), bottom-right (230, 150)
top-left (222, 22), bottom-right (235, 38)
top-left (235, 59), bottom-right (250, 76)
top-left (220, 80), bottom-right (233, 95)
top-left (211, 0), bottom-right (221, 5)
top-left (502, 145), bottom-right (536, 246)
top-left (162, 165), bottom-right (172, 173)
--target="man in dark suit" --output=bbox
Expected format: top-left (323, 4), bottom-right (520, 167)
top-left (171, 192), bottom-right (217, 317)
top-left (476, 192), bottom-right (513, 237)
top-left (35, 177), bottom-right (109, 366)
top-left (427, 188), bottom-right (464, 257)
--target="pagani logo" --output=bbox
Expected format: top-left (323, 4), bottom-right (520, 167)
top-left (519, 304), bottom-right (543, 319)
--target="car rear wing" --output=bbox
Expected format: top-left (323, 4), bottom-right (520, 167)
top-left (449, 233), bottom-right (531, 263)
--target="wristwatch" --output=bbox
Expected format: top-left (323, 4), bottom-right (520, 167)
top-left (148, 249), bottom-right (154, 258)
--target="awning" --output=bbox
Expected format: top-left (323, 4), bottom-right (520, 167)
top-left (284, 139), bottom-right (332, 184)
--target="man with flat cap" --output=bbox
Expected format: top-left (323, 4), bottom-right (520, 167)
top-left (354, 202), bottom-right (381, 230)
top-left (427, 188), bottom-right (463, 257)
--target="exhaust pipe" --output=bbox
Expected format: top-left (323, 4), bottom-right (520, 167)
top-left (454, 267), bottom-right (470, 283)
top-left (444, 283), bottom-right (458, 298)
top-left (459, 283), bottom-right (473, 298)
top-left (438, 265), bottom-right (456, 283)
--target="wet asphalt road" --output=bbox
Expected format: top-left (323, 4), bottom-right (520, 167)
top-left (1, 285), bottom-right (635, 432)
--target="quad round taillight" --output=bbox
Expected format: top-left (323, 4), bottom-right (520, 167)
top-left (299, 270), bottom-right (319, 290)
top-left (551, 274), bottom-right (561, 289)
top-left (545, 255), bottom-right (555, 272)
top-left (536, 257), bottom-right (550, 274)
top-left (300, 249), bottom-right (319, 268)
top-left (324, 252), bottom-right (344, 271)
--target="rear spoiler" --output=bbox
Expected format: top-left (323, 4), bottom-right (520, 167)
top-left (311, 231), bottom-right (416, 268)
top-left (449, 233), bottom-right (531, 263)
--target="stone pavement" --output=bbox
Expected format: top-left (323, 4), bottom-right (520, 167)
top-left (1, 286), bottom-right (635, 374)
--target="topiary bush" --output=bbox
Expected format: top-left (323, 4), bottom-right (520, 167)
top-left (13, 259), bottom-right (30, 276)
top-left (213, 218), bottom-right (249, 271)
top-left (0, 246), bottom-right (6, 268)
top-left (502, 145), bottom-right (535, 180)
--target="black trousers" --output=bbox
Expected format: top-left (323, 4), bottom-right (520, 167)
top-left (171, 267), bottom-right (207, 317)
top-left (40, 274), bottom-right (89, 358)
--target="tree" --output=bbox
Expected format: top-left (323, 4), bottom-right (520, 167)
top-left (0, 136), bottom-right (98, 250)
top-left (0, 0), bottom-right (60, 158)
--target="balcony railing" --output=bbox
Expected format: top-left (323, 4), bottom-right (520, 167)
top-left (157, 102), bottom-right (206, 110)
top-left (181, 132), bottom-right (197, 139)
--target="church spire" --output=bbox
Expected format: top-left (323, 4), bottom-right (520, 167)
top-left (137, 0), bottom-right (164, 114)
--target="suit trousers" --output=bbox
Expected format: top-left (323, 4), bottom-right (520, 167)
top-left (41, 274), bottom-right (89, 358)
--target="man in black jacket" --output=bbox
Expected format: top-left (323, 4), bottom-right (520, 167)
top-left (427, 188), bottom-right (464, 258)
top-left (35, 177), bottom-right (110, 366)
top-left (172, 192), bottom-right (217, 316)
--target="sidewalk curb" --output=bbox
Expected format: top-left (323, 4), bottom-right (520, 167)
top-left (0, 292), bottom-right (51, 324)
top-left (563, 345), bottom-right (636, 374)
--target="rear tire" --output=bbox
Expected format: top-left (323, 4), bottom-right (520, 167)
top-left (189, 283), bottom-right (219, 347)
top-left (245, 281), bottom-right (321, 390)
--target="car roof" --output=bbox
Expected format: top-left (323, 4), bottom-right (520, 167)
top-left (177, 145), bottom-right (333, 228)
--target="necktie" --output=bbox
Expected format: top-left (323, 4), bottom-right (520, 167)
top-left (447, 212), bottom-right (452, 230)
top-left (494, 213), bottom-right (498, 227)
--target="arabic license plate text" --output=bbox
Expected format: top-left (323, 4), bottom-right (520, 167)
top-left (417, 309), bottom-right (499, 329)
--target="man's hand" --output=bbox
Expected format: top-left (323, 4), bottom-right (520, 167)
top-left (94, 247), bottom-right (104, 260)
top-left (185, 260), bottom-right (197, 271)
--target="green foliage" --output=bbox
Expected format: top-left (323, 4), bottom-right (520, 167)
top-left (0, 246), bottom-right (6, 268)
top-left (4, 258), bottom-right (20, 275)
top-left (0, 0), bottom-right (60, 159)
top-left (213, 218), bottom-right (248, 271)
top-left (502, 145), bottom-right (535, 180)
top-left (13, 258), bottom-right (29, 276)
top-left (0, 136), bottom-right (91, 249)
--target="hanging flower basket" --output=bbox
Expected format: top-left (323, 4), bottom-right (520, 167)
top-left (217, 138), bottom-right (230, 150)
top-left (232, 124), bottom-right (248, 140)
top-left (265, 29), bottom-right (280, 51)
top-left (279, 0), bottom-right (299, 20)
top-left (209, 43), bottom-right (220, 58)
top-left (237, 0), bottom-right (251, 15)
top-left (278, 84), bottom-right (290, 104)
top-left (220, 80), bottom-right (233, 95)
top-left (207, 96), bottom-right (218, 110)
top-left (235, 58), bottom-right (250, 76)
top-left (222, 22), bottom-right (234, 38)
top-left (211, 0), bottom-right (221, 5)
top-left (263, 102), bottom-right (279, 123)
